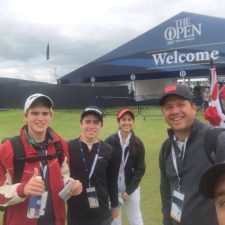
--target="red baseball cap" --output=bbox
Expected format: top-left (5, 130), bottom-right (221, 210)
top-left (159, 84), bottom-right (193, 106)
top-left (117, 108), bottom-right (135, 121)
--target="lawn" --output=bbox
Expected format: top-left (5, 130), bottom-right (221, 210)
top-left (0, 109), bottom-right (202, 225)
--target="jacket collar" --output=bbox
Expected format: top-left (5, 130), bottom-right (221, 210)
top-left (167, 119), bottom-right (201, 141)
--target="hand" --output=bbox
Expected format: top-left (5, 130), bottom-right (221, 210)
top-left (70, 180), bottom-right (83, 196)
top-left (122, 192), bottom-right (129, 201)
top-left (23, 168), bottom-right (45, 197)
top-left (111, 207), bottom-right (120, 219)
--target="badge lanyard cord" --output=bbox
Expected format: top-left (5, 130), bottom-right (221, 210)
top-left (118, 131), bottom-right (131, 169)
top-left (121, 149), bottom-right (129, 169)
top-left (39, 148), bottom-right (48, 183)
top-left (171, 139), bottom-right (187, 191)
top-left (79, 139), bottom-right (100, 187)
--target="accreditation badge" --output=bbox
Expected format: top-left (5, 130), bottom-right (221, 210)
top-left (86, 186), bottom-right (99, 208)
top-left (170, 190), bottom-right (185, 222)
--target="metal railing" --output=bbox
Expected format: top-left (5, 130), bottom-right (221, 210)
top-left (96, 96), bottom-right (162, 118)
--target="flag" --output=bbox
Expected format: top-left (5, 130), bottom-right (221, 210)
top-left (204, 67), bottom-right (225, 127)
top-left (46, 43), bottom-right (50, 60)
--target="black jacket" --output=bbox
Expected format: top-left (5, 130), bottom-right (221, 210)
top-left (67, 138), bottom-right (119, 225)
top-left (159, 119), bottom-right (225, 225)
top-left (105, 132), bottom-right (146, 195)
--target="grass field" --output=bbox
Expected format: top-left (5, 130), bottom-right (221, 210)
top-left (0, 109), bottom-right (202, 225)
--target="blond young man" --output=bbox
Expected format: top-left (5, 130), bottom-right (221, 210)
top-left (0, 93), bottom-right (82, 225)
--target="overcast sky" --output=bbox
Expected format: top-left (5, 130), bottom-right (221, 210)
top-left (1, 0), bottom-right (225, 83)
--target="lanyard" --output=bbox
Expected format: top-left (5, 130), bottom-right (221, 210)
top-left (171, 138), bottom-right (187, 190)
top-left (37, 143), bottom-right (49, 181)
top-left (121, 149), bottom-right (129, 168)
top-left (40, 160), bottom-right (48, 180)
top-left (79, 140), bottom-right (100, 185)
top-left (118, 131), bottom-right (131, 168)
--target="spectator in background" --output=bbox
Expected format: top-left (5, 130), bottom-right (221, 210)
top-left (202, 87), bottom-right (210, 110)
top-left (105, 108), bottom-right (146, 225)
top-left (193, 82), bottom-right (202, 107)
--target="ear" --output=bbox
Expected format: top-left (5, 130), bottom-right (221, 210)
top-left (24, 111), bottom-right (28, 121)
top-left (161, 108), bottom-right (166, 118)
top-left (191, 103), bottom-right (197, 115)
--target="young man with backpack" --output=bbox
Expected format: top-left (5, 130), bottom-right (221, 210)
top-left (0, 93), bottom-right (82, 225)
top-left (159, 84), bottom-right (225, 225)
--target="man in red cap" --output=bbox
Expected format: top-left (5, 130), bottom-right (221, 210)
top-left (159, 84), bottom-right (225, 225)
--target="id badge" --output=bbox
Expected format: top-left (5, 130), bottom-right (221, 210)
top-left (170, 190), bottom-right (185, 222)
top-left (86, 186), bottom-right (99, 208)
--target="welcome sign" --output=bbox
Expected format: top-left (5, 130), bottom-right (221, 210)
top-left (60, 12), bottom-right (225, 83)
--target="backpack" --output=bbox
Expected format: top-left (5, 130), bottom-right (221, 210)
top-left (0, 136), bottom-right (63, 211)
top-left (161, 127), bottom-right (225, 164)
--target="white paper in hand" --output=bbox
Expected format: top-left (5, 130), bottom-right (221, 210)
top-left (58, 180), bottom-right (75, 201)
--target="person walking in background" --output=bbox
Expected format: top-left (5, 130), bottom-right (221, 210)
top-left (0, 93), bottom-right (82, 225)
top-left (67, 106), bottom-right (119, 225)
top-left (159, 84), bottom-right (225, 225)
top-left (105, 108), bottom-right (146, 225)
top-left (202, 87), bottom-right (210, 110)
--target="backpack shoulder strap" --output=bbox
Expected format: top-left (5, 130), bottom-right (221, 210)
top-left (161, 139), bottom-right (171, 161)
top-left (0, 136), bottom-right (24, 211)
top-left (10, 136), bottom-right (26, 184)
top-left (205, 127), bottom-right (225, 164)
top-left (67, 139), bottom-right (79, 158)
top-left (54, 142), bottom-right (63, 166)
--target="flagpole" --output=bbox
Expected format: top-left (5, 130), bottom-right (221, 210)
top-left (209, 58), bottom-right (214, 95)
top-left (45, 41), bottom-right (56, 83)
top-left (210, 57), bottom-right (214, 69)
top-left (46, 42), bottom-right (50, 61)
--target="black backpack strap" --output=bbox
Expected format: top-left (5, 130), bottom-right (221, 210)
top-left (0, 136), bottom-right (24, 211)
top-left (67, 139), bottom-right (80, 164)
top-left (10, 136), bottom-right (26, 184)
top-left (54, 142), bottom-right (63, 166)
top-left (2, 137), bottom-right (64, 184)
top-left (205, 127), bottom-right (225, 164)
top-left (68, 140), bottom-right (77, 155)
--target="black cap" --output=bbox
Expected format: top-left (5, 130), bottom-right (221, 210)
top-left (199, 162), bottom-right (225, 198)
top-left (159, 84), bottom-right (193, 106)
top-left (81, 106), bottom-right (103, 122)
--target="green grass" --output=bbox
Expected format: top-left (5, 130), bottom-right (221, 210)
top-left (0, 109), bottom-right (203, 225)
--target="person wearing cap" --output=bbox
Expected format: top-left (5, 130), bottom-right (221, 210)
top-left (105, 108), bottom-right (146, 225)
top-left (67, 106), bottom-right (119, 225)
top-left (159, 84), bottom-right (225, 225)
top-left (199, 162), bottom-right (225, 225)
top-left (0, 93), bottom-right (82, 225)
top-left (202, 87), bottom-right (210, 110)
